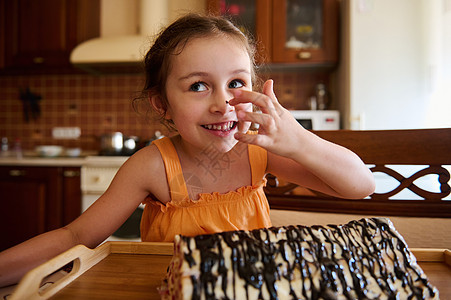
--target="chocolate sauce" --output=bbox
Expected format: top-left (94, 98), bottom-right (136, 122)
top-left (176, 218), bottom-right (438, 299)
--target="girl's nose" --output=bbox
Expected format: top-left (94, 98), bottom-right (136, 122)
top-left (210, 90), bottom-right (234, 114)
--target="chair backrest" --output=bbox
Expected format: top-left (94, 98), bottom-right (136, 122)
top-left (264, 128), bottom-right (451, 218)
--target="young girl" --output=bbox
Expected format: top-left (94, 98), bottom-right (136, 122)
top-left (0, 14), bottom-right (375, 287)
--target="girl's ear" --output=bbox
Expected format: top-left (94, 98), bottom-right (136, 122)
top-left (149, 94), bottom-right (171, 120)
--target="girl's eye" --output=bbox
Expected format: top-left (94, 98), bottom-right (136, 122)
top-left (190, 82), bottom-right (207, 92)
top-left (229, 79), bottom-right (244, 89)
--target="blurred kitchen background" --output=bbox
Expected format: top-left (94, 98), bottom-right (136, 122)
top-left (1, 0), bottom-right (450, 251)
top-left (0, 0), bottom-right (450, 152)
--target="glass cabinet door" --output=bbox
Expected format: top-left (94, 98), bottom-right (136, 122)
top-left (272, 0), bottom-right (339, 65)
top-left (285, 0), bottom-right (323, 50)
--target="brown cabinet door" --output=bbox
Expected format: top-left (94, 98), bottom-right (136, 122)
top-left (208, 0), bottom-right (339, 65)
top-left (62, 167), bottom-right (82, 225)
top-left (2, 0), bottom-right (99, 72)
top-left (0, 167), bottom-right (62, 251)
top-left (272, 0), bottom-right (339, 65)
top-left (207, 0), bottom-right (272, 64)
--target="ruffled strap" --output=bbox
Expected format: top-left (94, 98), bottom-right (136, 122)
top-left (152, 137), bottom-right (190, 204)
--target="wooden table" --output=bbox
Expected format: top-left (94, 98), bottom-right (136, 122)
top-left (9, 243), bottom-right (451, 299)
top-left (53, 252), bottom-right (172, 299)
top-left (414, 248), bottom-right (451, 299)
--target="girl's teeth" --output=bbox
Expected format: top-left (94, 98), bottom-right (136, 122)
top-left (204, 122), bottom-right (234, 131)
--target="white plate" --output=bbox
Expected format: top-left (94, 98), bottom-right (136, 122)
top-left (35, 145), bottom-right (64, 157)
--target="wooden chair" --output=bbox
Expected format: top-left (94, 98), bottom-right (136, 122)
top-left (265, 128), bottom-right (451, 248)
top-left (265, 128), bottom-right (451, 217)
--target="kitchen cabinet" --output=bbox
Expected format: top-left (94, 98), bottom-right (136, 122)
top-left (207, 0), bottom-right (272, 64)
top-left (272, 0), bottom-right (339, 65)
top-left (207, 0), bottom-right (339, 66)
top-left (0, 166), bottom-right (81, 251)
top-left (0, 0), bottom-right (99, 73)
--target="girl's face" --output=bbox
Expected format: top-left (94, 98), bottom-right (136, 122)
top-left (164, 35), bottom-right (253, 155)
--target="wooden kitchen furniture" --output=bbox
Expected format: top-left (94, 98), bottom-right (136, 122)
top-left (266, 128), bottom-right (451, 251)
top-left (6, 242), bottom-right (451, 300)
top-left (207, 0), bottom-right (340, 66)
top-left (0, 0), bottom-right (100, 73)
top-left (0, 165), bottom-right (81, 251)
top-left (265, 128), bottom-right (451, 218)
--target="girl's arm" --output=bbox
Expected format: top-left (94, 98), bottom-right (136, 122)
top-left (0, 227), bottom-right (81, 287)
top-left (0, 146), bottom-right (163, 287)
top-left (265, 135), bottom-right (375, 199)
top-left (230, 80), bottom-right (375, 199)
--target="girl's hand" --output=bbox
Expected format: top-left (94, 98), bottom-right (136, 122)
top-left (231, 80), bottom-right (375, 199)
top-left (230, 79), bottom-right (304, 157)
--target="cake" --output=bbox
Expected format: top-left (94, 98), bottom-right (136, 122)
top-left (160, 218), bottom-right (439, 299)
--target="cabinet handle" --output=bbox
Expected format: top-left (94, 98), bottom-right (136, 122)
top-left (298, 52), bottom-right (312, 60)
top-left (33, 57), bottom-right (45, 64)
top-left (9, 169), bottom-right (26, 177)
top-left (63, 170), bottom-right (80, 177)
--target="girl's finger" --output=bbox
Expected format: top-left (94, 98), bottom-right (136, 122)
top-left (234, 104), bottom-right (252, 133)
top-left (237, 118), bottom-right (251, 134)
top-left (230, 79), bottom-right (282, 117)
top-left (262, 80), bottom-right (277, 102)
top-left (230, 90), bottom-right (275, 115)
top-left (237, 110), bottom-right (273, 128)
top-left (234, 130), bottom-right (271, 148)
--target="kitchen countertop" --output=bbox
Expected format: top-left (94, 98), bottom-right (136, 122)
top-left (0, 156), bottom-right (131, 167)
top-left (0, 151), bottom-right (129, 167)
top-left (0, 156), bottom-right (87, 167)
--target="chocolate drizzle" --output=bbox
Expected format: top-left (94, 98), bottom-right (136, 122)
top-left (171, 218), bottom-right (439, 299)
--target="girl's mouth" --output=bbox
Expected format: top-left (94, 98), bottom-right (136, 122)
top-left (201, 121), bottom-right (237, 131)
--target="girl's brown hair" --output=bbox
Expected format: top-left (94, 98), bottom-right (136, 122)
top-left (133, 13), bottom-right (260, 131)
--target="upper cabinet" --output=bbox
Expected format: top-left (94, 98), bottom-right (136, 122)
top-left (272, 0), bottom-right (339, 65)
top-left (207, 0), bottom-right (339, 67)
top-left (0, 0), bottom-right (100, 73)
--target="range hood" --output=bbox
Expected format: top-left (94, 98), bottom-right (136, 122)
top-left (70, 0), bottom-right (168, 74)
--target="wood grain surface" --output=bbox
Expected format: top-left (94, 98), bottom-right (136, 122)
top-left (50, 247), bottom-right (450, 300)
top-left (418, 261), bottom-right (451, 298)
top-left (9, 243), bottom-right (450, 299)
top-left (52, 253), bottom-right (172, 299)
top-left (51, 254), bottom-right (451, 299)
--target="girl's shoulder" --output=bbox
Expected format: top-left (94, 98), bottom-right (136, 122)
top-left (125, 143), bottom-right (164, 172)
top-left (119, 143), bottom-right (171, 203)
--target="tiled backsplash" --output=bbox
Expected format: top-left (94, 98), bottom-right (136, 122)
top-left (0, 71), bottom-right (328, 153)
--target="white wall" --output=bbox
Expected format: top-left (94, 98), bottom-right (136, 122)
top-left (423, 0), bottom-right (451, 128)
top-left (345, 0), bottom-right (451, 129)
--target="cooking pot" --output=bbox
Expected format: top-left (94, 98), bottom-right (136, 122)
top-left (100, 132), bottom-right (140, 155)
top-left (100, 132), bottom-right (123, 155)
top-left (122, 136), bottom-right (140, 155)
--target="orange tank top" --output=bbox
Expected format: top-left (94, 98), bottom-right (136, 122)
top-left (140, 137), bottom-right (272, 242)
